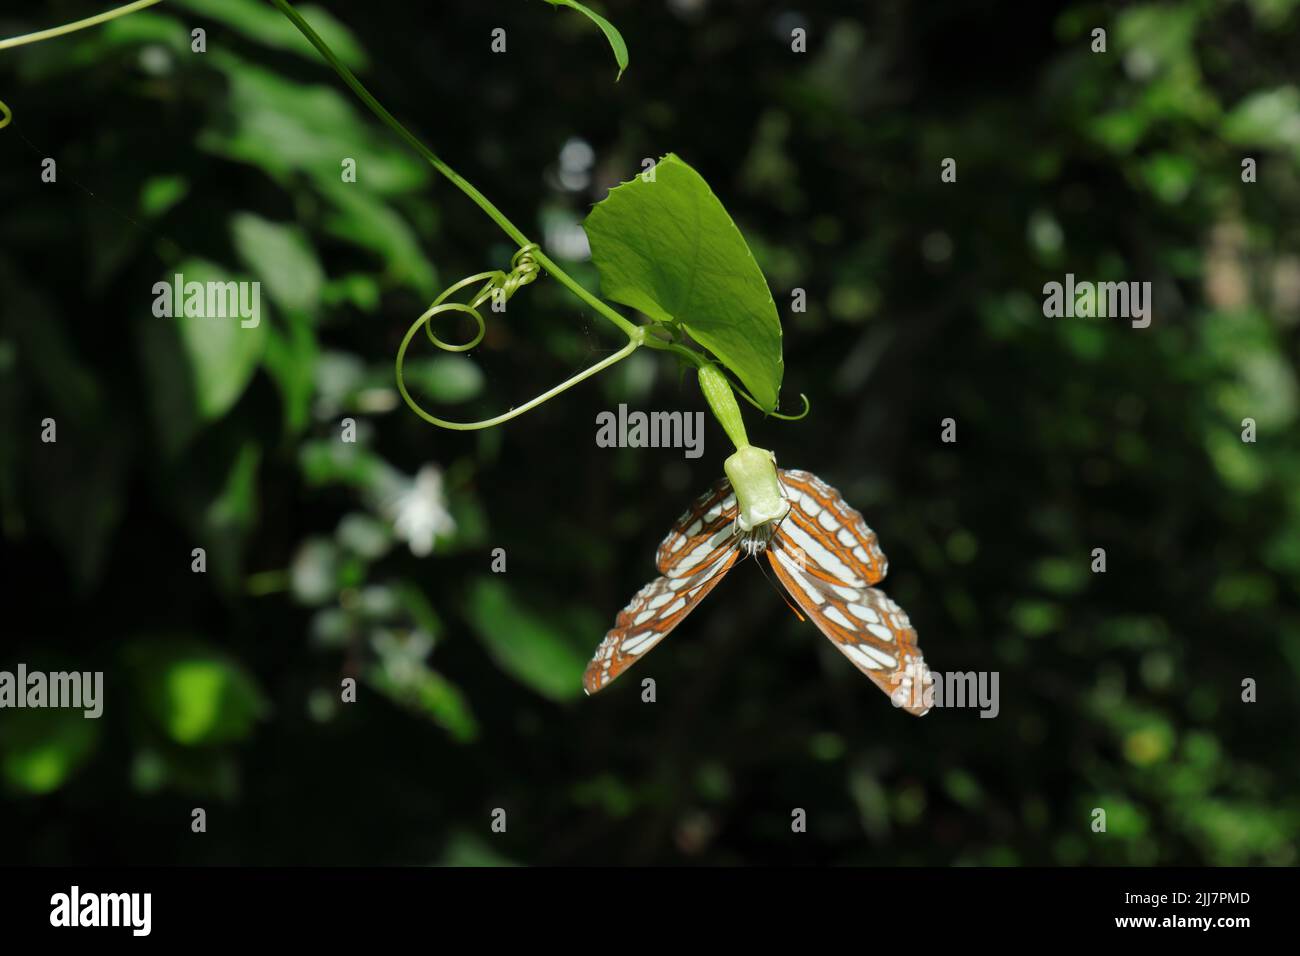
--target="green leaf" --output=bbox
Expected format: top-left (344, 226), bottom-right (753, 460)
top-left (584, 154), bottom-right (784, 411)
top-left (322, 273), bottom-right (382, 312)
top-left (399, 355), bottom-right (485, 404)
top-left (0, 709), bottom-right (101, 795)
top-left (320, 182), bottom-right (436, 294)
top-left (415, 672), bottom-right (478, 742)
top-left (158, 258), bottom-right (268, 423)
top-left (1221, 86), bottom-right (1300, 151)
top-left (464, 578), bottom-right (589, 701)
top-left (199, 52), bottom-right (428, 197)
top-left (206, 441), bottom-right (261, 536)
top-left (21, 12), bottom-right (186, 80)
top-left (175, 0), bottom-right (369, 70)
top-left (230, 212), bottom-right (326, 316)
top-left (162, 441), bottom-right (264, 595)
top-left (139, 175), bottom-right (189, 218)
top-left (130, 746), bottom-right (240, 799)
top-left (262, 315), bottom-right (319, 435)
top-left (440, 832), bottom-right (520, 867)
top-left (367, 662), bottom-right (479, 743)
top-left (543, 0), bottom-right (628, 80)
top-left (298, 439), bottom-right (388, 491)
top-left (126, 640), bottom-right (267, 746)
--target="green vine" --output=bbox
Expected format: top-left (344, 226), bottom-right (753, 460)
top-left (0, 0), bottom-right (165, 52)
top-left (0, 0), bottom-right (169, 127)
top-left (0, 0), bottom-right (808, 465)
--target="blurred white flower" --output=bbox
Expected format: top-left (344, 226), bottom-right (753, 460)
top-left (371, 628), bottom-right (435, 685)
top-left (381, 464), bottom-right (456, 557)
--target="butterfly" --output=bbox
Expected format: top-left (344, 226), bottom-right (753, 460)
top-left (584, 468), bottom-right (932, 715)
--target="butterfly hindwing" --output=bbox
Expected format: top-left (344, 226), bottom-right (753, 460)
top-left (583, 550), bottom-right (739, 694)
top-left (585, 479), bottom-right (741, 695)
top-left (768, 469), bottom-right (931, 715)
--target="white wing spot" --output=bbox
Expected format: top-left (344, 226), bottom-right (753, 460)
top-left (621, 631), bottom-right (659, 656)
top-left (675, 531), bottom-right (730, 574)
top-left (782, 520), bottom-right (864, 588)
top-left (840, 643), bottom-right (882, 671)
top-left (774, 549), bottom-right (826, 605)
top-left (848, 602), bottom-right (881, 624)
top-left (867, 623), bottom-right (895, 644)
top-left (824, 606), bottom-right (854, 629)
top-left (857, 642), bottom-right (898, 669)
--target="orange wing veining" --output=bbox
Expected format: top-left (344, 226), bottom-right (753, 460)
top-left (655, 476), bottom-right (739, 576)
top-left (583, 549), bottom-right (739, 694)
top-left (585, 479), bottom-right (741, 695)
top-left (767, 469), bottom-right (931, 715)
top-left (775, 469), bottom-right (888, 585)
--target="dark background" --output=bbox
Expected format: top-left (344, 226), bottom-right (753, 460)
top-left (0, 0), bottom-right (1297, 865)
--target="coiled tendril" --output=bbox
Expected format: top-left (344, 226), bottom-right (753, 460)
top-left (416, 243), bottom-right (541, 353)
top-left (394, 243), bottom-right (640, 432)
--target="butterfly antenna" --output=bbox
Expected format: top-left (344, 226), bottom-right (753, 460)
top-left (755, 555), bottom-right (805, 622)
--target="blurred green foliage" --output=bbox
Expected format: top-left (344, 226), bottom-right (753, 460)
top-left (0, 0), bottom-right (1298, 865)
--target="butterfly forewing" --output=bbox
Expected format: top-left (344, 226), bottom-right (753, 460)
top-left (655, 477), bottom-right (739, 576)
top-left (776, 469), bottom-right (888, 585)
top-left (585, 480), bottom-right (741, 695)
top-left (768, 469), bottom-right (931, 715)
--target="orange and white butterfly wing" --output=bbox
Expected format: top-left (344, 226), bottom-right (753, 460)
top-left (584, 479), bottom-right (740, 695)
top-left (767, 469), bottom-right (931, 715)
top-left (654, 476), bottom-right (739, 575)
top-left (774, 469), bottom-right (889, 586)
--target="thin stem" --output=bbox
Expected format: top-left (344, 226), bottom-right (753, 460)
top-left (642, 334), bottom-right (707, 368)
top-left (0, 0), bottom-right (165, 51)
top-left (735, 384), bottom-right (811, 421)
top-left (268, 0), bottom-right (640, 342)
top-left (397, 338), bottom-right (639, 431)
